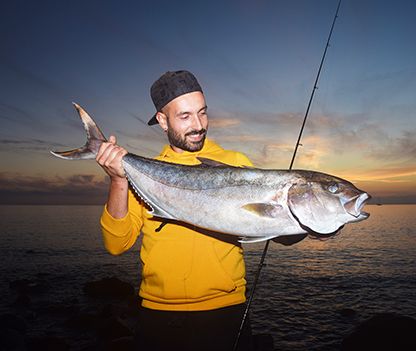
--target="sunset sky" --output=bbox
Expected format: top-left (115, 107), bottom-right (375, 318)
top-left (1, 0), bottom-right (415, 204)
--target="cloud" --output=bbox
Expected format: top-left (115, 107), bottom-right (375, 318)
top-left (0, 138), bottom-right (66, 152)
top-left (365, 130), bottom-right (416, 162)
top-left (338, 165), bottom-right (416, 182)
top-left (0, 102), bottom-right (35, 122)
top-left (209, 118), bottom-right (241, 128)
top-left (209, 108), bottom-right (414, 168)
top-left (0, 55), bottom-right (70, 102)
top-left (247, 135), bottom-right (332, 168)
top-left (0, 172), bottom-right (108, 205)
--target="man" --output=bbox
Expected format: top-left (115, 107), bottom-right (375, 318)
top-left (97, 70), bottom-right (254, 350)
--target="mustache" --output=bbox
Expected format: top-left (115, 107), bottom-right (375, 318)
top-left (185, 129), bottom-right (207, 137)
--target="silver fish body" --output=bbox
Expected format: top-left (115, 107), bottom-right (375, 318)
top-left (51, 103), bottom-right (371, 243)
top-left (123, 153), bottom-right (370, 242)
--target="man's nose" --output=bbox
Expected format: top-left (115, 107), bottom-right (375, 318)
top-left (191, 114), bottom-right (203, 131)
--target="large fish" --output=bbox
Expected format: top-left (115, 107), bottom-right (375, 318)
top-left (51, 103), bottom-right (371, 244)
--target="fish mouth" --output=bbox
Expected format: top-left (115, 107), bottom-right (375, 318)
top-left (344, 192), bottom-right (371, 218)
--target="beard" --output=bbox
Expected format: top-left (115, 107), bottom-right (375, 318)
top-left (167, 127), bottom-right (207, 152)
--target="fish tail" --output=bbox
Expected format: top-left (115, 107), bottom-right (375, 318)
top-left (50, 103), bottom-right (107, 160)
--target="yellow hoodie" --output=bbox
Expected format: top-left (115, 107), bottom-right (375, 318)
top-left (100, 139), bottom-right (253, 311)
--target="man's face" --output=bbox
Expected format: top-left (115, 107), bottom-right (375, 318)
top-left (156, 91), bottom-right (208, 153)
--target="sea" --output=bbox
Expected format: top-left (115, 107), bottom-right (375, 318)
top-left (1, 204), bottom-right (415, 350)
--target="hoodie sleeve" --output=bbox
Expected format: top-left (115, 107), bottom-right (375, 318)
top-left (100, 189), bottom-right (143, 255)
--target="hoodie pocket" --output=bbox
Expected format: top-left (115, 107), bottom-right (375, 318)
top-left (141, 239), bottom-right (237, 301)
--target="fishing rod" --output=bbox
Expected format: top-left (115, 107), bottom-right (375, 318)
top-left (232, 0), bottom-right (342, 349)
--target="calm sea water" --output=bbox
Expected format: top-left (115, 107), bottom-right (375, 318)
top-left (1, 204), bottom-right (415, 350)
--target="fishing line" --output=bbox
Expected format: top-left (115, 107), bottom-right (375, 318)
top-left (232, 1), bottom-right (342, 350)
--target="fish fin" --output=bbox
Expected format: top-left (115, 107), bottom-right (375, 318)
top-left (238, 235), bottom-right (278, 244)
top-left (197, 157), bottom-right (254, 168)
top-left (242, 203), bottom-right (283, 218)
top-left (149, 206), bottom-right (176, 220)
top-left (50, 103), bottom-right (107, 160)
top-left (197, 157), bottom-right (229, 167)
top-left (272, 233), bottom-right (307, 246)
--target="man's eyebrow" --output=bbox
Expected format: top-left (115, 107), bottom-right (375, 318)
top-left (199, 105), bottom-right (208, 113)
top-left (176, 110), bottom-right (191, 117)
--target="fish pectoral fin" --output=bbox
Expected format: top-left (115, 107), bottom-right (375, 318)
top-left (272, 233), bottom-right (308, 246)
top-left (238, 235), bottom-right (278, 244)
top-left (242, 203), bottom-right (283, 218)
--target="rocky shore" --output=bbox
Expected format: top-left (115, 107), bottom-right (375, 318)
top-left (2, 275), bottom-right (415, 351)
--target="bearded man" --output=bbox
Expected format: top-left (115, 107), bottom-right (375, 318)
top-left (97, 70), bottom-right (254, 351)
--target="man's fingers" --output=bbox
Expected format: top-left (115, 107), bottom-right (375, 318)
top-left (103, 146), bottom-right (122, 168)
top-left (108, 135), bottom-right (117, 144)
top-left (96, 143), bottom-right (127, 178)
top-left (96, 143), bottom-right (115, 165)
top-left (97, 141), bottom-right (110, 160)
top-left (97, 135), bottom-right (117, 160)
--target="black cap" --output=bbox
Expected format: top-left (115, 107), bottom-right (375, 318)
top-left (148, 70), bottom-right (203, 125)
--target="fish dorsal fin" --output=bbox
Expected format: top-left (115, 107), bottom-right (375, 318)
top-left (197, 157), bottom-right (254, 168)
top-left (197, 157), bottom-right (229, 167)
top-left (242, 203), bottom-right (283, 218)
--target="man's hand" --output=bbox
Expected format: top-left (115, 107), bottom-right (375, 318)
top-left (96, 136), bottom-right (128, 181)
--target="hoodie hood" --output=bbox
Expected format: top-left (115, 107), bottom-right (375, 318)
top-left (157, 139), bottom-right (224, 165)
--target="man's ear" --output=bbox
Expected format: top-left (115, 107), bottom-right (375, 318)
top-left (156, 112), bottom-right (168, 131)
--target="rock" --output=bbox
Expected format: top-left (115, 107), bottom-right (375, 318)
top-left (9, 279), bottom-right (32, 293)
top-left (83, 277), bottom-right (134, 299)
top-left (341, 312), bottom-right (416, 351)
top-left (12, 293), bottom-right (32, 308)
top-left (125, 295), bottom-right (141, 317)
top-left (0, 313), bottom-right (28, 334)
top-left (39, 302), bottom-right (80, 316)
top-left (98, 304), bottom-right (117, 319)
top-left (97, 317), bottom-right (133, 341)
top-left (64, 312), bottom-right (101, 331)
top-left (26, 336), bottom-right (70, 351)
top-left (82, 336), bottom-right (136, 351)
top-left (0, 328), bottom-right (26, 350)
top-left (104, 336), bottom-right (136, 351)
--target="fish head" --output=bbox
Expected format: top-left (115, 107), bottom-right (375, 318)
top-left (287, 171), bottom-right (371, 235)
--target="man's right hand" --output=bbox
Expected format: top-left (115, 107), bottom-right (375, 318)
top-left (96, 135), bottom-right (128, 181)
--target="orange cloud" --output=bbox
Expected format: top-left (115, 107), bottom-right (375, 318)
top-left (209, 118), bottom-right (241, 128)
top-left (337, 166), bottom-right (416, 182)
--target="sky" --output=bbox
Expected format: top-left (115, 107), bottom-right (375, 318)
top-left (0, 0), bottom-right (415, 205)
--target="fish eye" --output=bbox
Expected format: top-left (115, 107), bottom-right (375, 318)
top-left (327, 183), bottom-right (339, 193)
